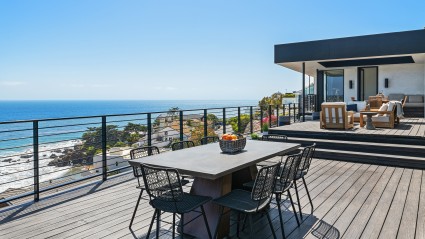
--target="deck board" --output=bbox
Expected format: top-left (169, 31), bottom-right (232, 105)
top-left (1, 159), bottom-right (424, 239)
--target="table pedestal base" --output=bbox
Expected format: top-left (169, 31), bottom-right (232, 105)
top-left (183, 165), bottom-right (257, 239)
top-left (365, 115), bottom-right (376, 130)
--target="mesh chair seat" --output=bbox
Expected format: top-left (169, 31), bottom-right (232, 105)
top-left (151, 193), bottom-right (211, 214)
top-left (294, 170), bottom-right (307, 180)
top-left (213, 189), bottom-right (270, 214)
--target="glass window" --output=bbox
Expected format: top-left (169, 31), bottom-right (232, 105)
top-left (324, 70), bottom-right (344, 102)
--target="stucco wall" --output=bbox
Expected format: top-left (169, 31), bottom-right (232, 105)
top-left (379, 63), bottom-right (424, 95)
top-left (344, 68), bottom-right (357, 102)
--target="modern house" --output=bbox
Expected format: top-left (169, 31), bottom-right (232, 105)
top-left (275, 29), bottom-right (425, 117)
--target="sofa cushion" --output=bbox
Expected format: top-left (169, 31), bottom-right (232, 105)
top-left (404, 102), bottom-right (425, 108)
top-left (408, 95), bottom-right (424, 103)
top-left (347, 101), bottom-right (367, 112)
top-left (388, 94), bottom-right (405, 101)
top-left (378, 103), bottom-right (388, 115)
top-left (372, 115), bottom-right (390, 123)
top-left (346, 104), bottom-right (357, 112)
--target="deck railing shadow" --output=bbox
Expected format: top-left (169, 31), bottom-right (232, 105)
top-left (0, 172), bottom-right (134, 224)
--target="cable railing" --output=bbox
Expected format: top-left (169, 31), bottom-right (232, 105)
top-left (0, 104), bottom-right (301, 204)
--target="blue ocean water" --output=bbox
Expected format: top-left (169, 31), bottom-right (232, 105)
top-left (0, 100), bottom-right (257, 156)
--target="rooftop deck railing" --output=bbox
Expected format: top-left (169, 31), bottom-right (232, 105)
top-left (0, 104), bottom-right (301, 205)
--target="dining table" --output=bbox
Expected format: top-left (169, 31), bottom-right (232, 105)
top-left (129, 140), bottom-right (300, 238)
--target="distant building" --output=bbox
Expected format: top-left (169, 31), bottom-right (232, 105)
top-left (92, 147), bottom-right (132, 174)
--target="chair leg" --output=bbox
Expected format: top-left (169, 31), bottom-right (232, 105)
top-left (181, 213), bottom-right (184, 239)
top-left (266, 211), bottom-right (277, 239)
top-left (200, 205), bottom-right (212, 239)
top-left (293, 180), bottom-right (303, 219)
top-left (146, 209), bottom-right (157, 239)
top-left (156, 210), bottom-right (161, 239)
top-left (302, 177), bottom-right (314, 214)
top-left (248, 214), bottom-right (254, 239)
top-left (237, 212), bottom-right (241, 237)
top-left (287, 190), bottom-right (300, 226)
top-left (172, 213), bottom-right (176, 238)
top-left (275, 194), bottom-right (286, 239)
top-left (213, 206), bottom-right (224, 239)
top-left (129, 189), bottom-right (143, 229)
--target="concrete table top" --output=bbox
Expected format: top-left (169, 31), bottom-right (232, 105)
top-left (129, 140), bottom-right (300, 180)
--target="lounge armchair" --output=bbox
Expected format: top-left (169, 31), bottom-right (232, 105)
top-left (320, 102), bottom-right (354, 130)
top-left (368, 96), bottom-right (383, 109)
top-left (360, 102), bottom-right (398, 128)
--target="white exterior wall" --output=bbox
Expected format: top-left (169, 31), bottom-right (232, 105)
top-left (379, 64), bottom-right (424, 95)
top-left (343, 68), bottom-right (357, 102)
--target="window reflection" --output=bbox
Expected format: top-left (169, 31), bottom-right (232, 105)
top-left (324, 70), bottom-right (344, 102)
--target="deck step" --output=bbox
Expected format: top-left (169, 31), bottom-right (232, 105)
top-left (314, 148), bottom-right (425, 169)
top-left (286, 137), bottom-right (425, 158)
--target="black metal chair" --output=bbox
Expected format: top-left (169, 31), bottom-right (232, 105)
top-left (261, 134), bottom-right (288, 142)
top-left (139, 164), bottom-right (213, 239)
top-left (258, 134), bottom-right (289, 167)
top-left (293, 143), bottom-right (316, 220)
top-left (171, 140), bottom-right (195, 151)
top-left (171, 140), bottom-right (195, 181)
top-left (213, 163), bottom-right (280, 239)
top-left (128, 146), bottom-right (160, 229)
top-left (243, 154), bottom-right (302, 239)
top-left (200, 136), bottom-right (219, 145)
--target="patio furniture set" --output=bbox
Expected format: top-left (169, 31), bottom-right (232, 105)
top-left (128, 136), bottom-right (316, 239)
top-left (319, 93), bottom-right (419, 130)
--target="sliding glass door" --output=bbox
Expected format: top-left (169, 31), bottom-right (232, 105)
top-left (324, 70), bottom-right (344, 102)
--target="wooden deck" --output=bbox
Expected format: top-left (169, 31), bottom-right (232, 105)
top-left (1, 159), bottom-right (424, 239)
top-left (271, 117), bottom-right (425, 138)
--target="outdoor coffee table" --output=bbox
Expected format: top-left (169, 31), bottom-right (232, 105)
top-left (361, 111), bottom-right (378, 130)
top-left (129, 140), bottom-right (299, 238)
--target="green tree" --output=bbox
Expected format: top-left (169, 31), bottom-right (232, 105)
top-left (122, 123), bottom-right (147, 145)
top-left (82, 125), bottom-right (122, 156)
top-left (258, 92), bottom-right (284, 114)
top-left (227, 114), bottom-right (250, 133)
top-left (189, 125), bottom-right (218, 146)
top-left (168, 107), bottom-right (180, 119)
top-left (207, 113), bottom-right (219, 127)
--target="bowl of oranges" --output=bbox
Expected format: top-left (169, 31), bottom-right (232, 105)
top-left (219, 134), bottom-right (247, 153)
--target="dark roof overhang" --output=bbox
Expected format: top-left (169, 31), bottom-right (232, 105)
top-left (274, 29), bottom-right (425, 64)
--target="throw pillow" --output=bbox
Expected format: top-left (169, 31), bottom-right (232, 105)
top-left (346, 104), bottom-right (357, 112)
top-left (378, 103), bottom-right (388, 115)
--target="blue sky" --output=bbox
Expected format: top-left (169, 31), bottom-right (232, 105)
top-left (0, 0), bottom-right (424, 100)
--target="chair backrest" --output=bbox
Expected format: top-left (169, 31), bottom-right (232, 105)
top-left (320, 102), bottom-right (349, 128)
top-left (368, 96), bottom-right (383, 109)
top-left (251, 162), bottom-right (280, 211)
top-left (129, 146), bottom-right (160, 185)
top-left (200, 136), bottom-right (219, 145)
top-left (130, 146), bottom-right (160, 159)
top-left (299, 144), bottom-right (316, 173)
top-left (261, 134), bottom-right (288, 142)
top-left (171, 140), bottom-right (195, 151)
top-left (279, 153), bottom-right (302, 185)
top-left (140, 164), bottom-right (184, 205)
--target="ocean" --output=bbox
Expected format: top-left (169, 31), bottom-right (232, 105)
top-left (0, 100), bottom-right (257, 193)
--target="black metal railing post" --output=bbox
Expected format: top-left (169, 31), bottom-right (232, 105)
top-left (179, 111), bottom-right (184, 141)
top-left (204, 109), bottom-right (208, 138)
top-left (283, 104), bottom-right (286, 116)
top-left (260, 107), bottom-right (263, 133)
top-left (288, 104), bottom-right (291, 122)
top-left (293, 103), bottom-right (296, 122)
top-left (33, 121), bottom-right (39, 202)
top-left (101, 116), bottom-right (107, 181)
top-left (223, 108), bottom-right (226, 134)
top-left (250, 106), bottom-right (253, 134)
top-left (147, 113), bottom-right (152, 147)
top-left (268, 105), bottom-right (272, 127)
top-left (237, 107), bottom-right (241, 134)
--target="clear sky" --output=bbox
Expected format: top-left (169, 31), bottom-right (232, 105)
top-left (0, 0), bottom-right (424, 100)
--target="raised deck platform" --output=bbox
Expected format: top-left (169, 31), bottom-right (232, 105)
top-left (1, 159), bottom-right (424, 238)
top-left (270, 118), bottom-right (425, 145)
